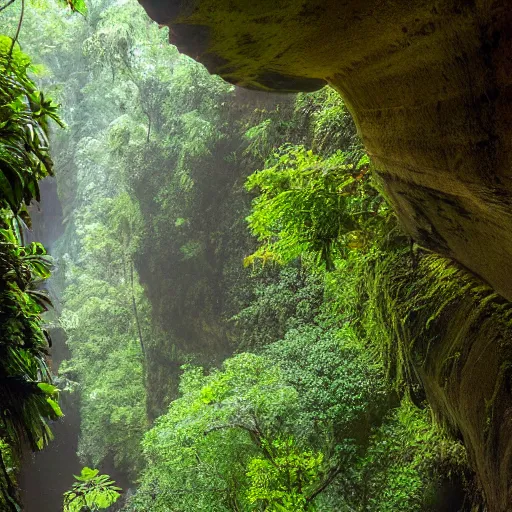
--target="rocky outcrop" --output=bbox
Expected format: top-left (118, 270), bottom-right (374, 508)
top-left (138, 0), bottom-right (512, 304)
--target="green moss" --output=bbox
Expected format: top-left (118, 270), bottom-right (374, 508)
top-left (352, 245), bottom-right (512, 510)
top-left (359, 248), bottom-right (512, 390)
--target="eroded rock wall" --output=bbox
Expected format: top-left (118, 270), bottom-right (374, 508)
top-left (365, 251), bottom-right (512, 511)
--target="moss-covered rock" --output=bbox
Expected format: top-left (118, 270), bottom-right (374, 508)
top-left (363, 249), bottom-right (512, 511)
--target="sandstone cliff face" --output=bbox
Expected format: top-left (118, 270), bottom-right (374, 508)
top-left (137, 1), bottom-right (512, 510)
top-left (138, 0), bottom-right (512, 303)
top-left (366, 252), bottom-right (512, 512)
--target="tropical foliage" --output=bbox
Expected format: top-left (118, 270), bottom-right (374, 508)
top-left (58, 195), bottom-right (148, 476)
top-left (126, 343), bottom-right (378, 512)
top-left (245, 145), bottom-right (388, 269)
top-left (0, 1), bottom-right (478, 511)
top-left (0, 29), bottom-right (63, 510)
top-left (63, 467), bottom-right (120, 512)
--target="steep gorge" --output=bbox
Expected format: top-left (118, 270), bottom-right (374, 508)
top-left (1, 0), bottom-right (511, 509)
top-left (135, 1), bottom-right (512, 511)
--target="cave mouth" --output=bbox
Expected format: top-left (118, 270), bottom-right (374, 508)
top-left (1, 1), bottom-right (510, 511)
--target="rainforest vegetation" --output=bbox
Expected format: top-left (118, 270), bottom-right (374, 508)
top-left (0, 0), bottom-right (499, 511)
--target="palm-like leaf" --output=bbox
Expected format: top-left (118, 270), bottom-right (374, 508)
top-left (0, 35), bottom-right (64, 509)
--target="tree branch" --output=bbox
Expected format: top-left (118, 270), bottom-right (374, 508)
top-left (6, 0), bottom-right (24, 73)
top-left (0, 0), bottom-right (16, 14)
top-left (306, 465), bottom-right (343, 505)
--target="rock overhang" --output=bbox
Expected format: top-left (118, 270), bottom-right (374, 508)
top-left (138, 0), bottom-right (512, 304)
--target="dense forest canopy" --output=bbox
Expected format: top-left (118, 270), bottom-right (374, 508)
top-left (0, 1), bottom-right (510, 511)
